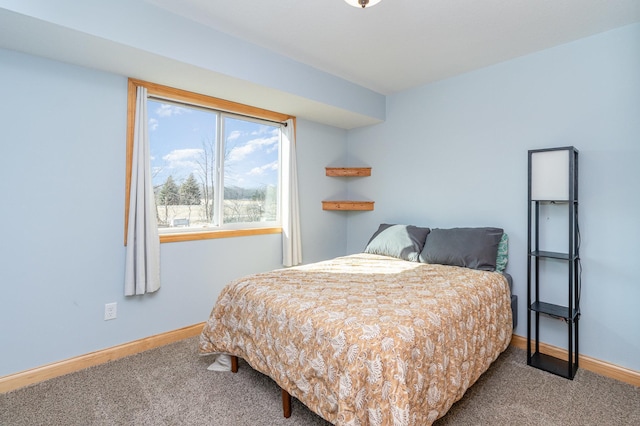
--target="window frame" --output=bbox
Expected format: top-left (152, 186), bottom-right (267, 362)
top-left (125, 78), bottom-right (294, 244)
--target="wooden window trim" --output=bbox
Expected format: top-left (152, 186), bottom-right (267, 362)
top-left (125, 78), bottom-right (293, 245)
top-left (159, 227), bottom-right (282, 243)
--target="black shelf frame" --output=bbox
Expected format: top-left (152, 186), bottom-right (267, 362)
top-left (529, 250), bottom-right (577, 261)
top-left (527, 146), bottom-right (580, 380)
top-left (529, 352), bottom-right (578, 379)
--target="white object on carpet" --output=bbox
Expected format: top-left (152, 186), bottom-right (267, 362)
top-left (207, 354), bottom-right (232, 371)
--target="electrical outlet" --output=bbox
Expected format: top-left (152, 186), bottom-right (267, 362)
top-left (104, 302), bottom-right (117, 320)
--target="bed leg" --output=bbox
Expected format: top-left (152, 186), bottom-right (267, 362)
top-left (282, 388), bottom-right (292, 418)
top-left (230, 355), bottom-right (238, 373)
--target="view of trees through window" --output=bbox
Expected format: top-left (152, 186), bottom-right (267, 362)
top-left (148, 99), bottom-right (280, 231)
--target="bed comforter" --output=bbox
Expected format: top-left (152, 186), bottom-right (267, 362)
top-left (199, 253), bottom-right (512, 425)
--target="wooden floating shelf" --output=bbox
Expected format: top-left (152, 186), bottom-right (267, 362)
top-left (322, 201), bottom-right (374, 211)
top-left (325, 167), bottom-right (371, 177)
top-left (323, 167), bottom-right (373, 211)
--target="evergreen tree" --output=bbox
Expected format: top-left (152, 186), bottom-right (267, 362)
top-left (179, 173), bottom-right (201, 206)
top-left (180, 173), bottom-right (201, 221)
top-left (158, 175), bottom-right (180, 224)
top-left (159, 175), bottom-right (180, 205)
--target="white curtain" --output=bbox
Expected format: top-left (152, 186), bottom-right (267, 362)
top-left (124, 86), bottom-right (161, 296)
top-left (281, 119), bottom-right (302, 266)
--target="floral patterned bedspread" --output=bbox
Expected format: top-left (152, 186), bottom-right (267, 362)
top-left (199, 253), bottom-right (512, 425)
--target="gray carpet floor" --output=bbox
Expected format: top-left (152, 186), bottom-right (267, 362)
top-left (1, 337), bottom-right (638, 425)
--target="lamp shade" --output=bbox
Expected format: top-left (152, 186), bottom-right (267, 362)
top-left (529, 147), bottom-right (577, 201)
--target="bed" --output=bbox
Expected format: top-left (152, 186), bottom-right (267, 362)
top-left (199, 225), bottom-right (514, 425)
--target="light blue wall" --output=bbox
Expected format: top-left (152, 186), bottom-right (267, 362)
top-left (0, 49), bottom-right (348, 376)
top-left (346, 24), bottom-right (640, 371)
top-left (2, 19), bottom-right (638, 378)
top-left (0, 0), bottom-right (385, 123)
top-left (297, 121), bottom-right (350, 260)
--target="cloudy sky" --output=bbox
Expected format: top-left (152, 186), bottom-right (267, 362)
top-left (148, 99), bottom-right (280, 191)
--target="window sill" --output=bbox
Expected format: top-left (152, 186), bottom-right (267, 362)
top-left (159, 227), bottom-right (282, 243)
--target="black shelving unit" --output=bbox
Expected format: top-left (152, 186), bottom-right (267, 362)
top-left (527, 146), bottom-right (580, 379)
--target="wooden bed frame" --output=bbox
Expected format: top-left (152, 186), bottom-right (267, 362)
top-left (230, 355), bottom-right (292, 418)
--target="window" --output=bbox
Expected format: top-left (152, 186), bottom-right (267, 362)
top-left (126, 79), bottom-right (294, 243)
top-left (149, 100), bottom-right (280, 230)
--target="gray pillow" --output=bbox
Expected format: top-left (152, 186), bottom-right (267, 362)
top-left (419, 227), bottom-right (504, 271)
top-left (364, 224), bottom-right (431, 262)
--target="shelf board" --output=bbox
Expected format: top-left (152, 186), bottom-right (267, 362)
top-left (529, 352), bottom-right (577, 379)
top-left (531, 199), bottom-right (578, 204)
top-left (325, 167), bottom-right (371, 177)
top-left (322, 201), bottom-right (374, 211)
top-left (530, 301), bottom-right (578, 321)
top-left (530, 250), bottom-right (577, 260)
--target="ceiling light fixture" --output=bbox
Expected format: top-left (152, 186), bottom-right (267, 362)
top-left (345, 0), bottom-right (382, 9)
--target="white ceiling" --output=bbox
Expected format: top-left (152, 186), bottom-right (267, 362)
top-left (146, 0), bottom-right (640, 95)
